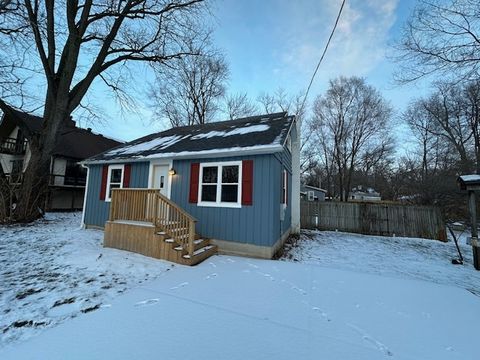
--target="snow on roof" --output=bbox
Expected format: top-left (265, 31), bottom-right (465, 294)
top-left (459, 174), bottom-right (480, 182)
top-left (302, 184), bottom-right (327, 193)
top-left (458, 174), bottom-right (480, 190)
top-left (107, 135), bottom-right (185, 157)
top-left (191, 124), bottom-right (270, 140)
top-left (85, 113), bottom-right (294, 163)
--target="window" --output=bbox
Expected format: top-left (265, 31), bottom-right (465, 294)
top-left (106, 165), bottom-right (124, 201)
top-left (198, 161), bottom-right (242, 208)
top-left (282, 169), bottom-right (288, 205)
top-left (308, 191), bottom-right (315, 201)
top-left (64, 160), bottom-right (87, 186)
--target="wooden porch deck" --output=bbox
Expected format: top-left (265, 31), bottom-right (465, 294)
top-left (104, 189), bottom-right (217, 266)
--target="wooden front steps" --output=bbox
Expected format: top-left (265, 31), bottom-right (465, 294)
top-left (159, 231), bottom-right (217, 266)
top-left (104, 220), bottom-right (217, 266)
top-left (105, 189), bottom-right (218, 265)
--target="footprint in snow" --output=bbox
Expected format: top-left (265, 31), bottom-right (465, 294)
top-left (248, 263), bottom-right (259, 269)
top-left (226, 258), bottom-right (235, 263)
top-left (135, 298), bottom-right (159, 307)
top-left (291, 286), bottom-right (307, 295)
top-left (262, 273), bottom-right (275, 281)
top-left (209, 262), bottom-right (217, 268)
top-left (347, 323), bottom-right (393, 357)
top-left (312, 307), bottom-right (331, 321)
top-left (205, 273), bottom-right (218, 280)
top-left (170, 282), bottom-right (189, 290)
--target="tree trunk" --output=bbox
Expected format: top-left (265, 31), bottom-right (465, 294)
top-left (13, 101), bottom-right (68, 222)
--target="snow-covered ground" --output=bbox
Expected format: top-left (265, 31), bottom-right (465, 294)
top-left (1, 255), bottom-right (479, 360)
top-left (1, 215), bottom-right (479, 359)
top-left (283, 230), bottom-right (480, 296)
top-left (0, 212), bottom-right (171, 347)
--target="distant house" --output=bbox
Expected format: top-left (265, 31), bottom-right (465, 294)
top-left (0, 102), bottom-right (122, 210)
top-left (81, 112), bottom-right (300, 265)
top-left (349, 186), bottom-right (381, 202)
top-left (300, 184), bottom-right (326, 201)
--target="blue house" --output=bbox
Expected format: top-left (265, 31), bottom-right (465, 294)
top-left (81, 112), bottom-right (300, 264)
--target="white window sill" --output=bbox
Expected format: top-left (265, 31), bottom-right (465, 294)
top-left (197, 201), bottom-right (242, 209)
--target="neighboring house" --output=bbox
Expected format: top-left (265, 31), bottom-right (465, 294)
top-left (81, 112), bottom-right (300, 264)
top-left (300, 184), bottom-right (326, 202)
top-left (349, 186), bottom-right (381, 202)
top-left (0, 102), bottom-right (122, 210)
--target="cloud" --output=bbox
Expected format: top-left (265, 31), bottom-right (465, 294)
top-left (279, 0), bottom-right (399, 88)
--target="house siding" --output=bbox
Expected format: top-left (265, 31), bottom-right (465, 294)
top-left (171, 154), bottom-right (283, 247)
top-left (274, 146), bottom-right (292, 237)
top-left (84, 162), bottom-right (150, 227)
top-left (83, 152), bottom-right (292, 248)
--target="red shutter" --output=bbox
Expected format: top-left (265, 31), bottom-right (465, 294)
top-left (123, 164), bottom-right (131, 188)
top-left (242, 160), bottom-right (253, 205)
top-left (189, 163), bottom-right (200, 203)
top-left (99, 165), bottom-right (108, 200)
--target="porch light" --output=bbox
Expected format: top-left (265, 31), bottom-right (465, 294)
top-left (169, 168), bottom-right (176, 175)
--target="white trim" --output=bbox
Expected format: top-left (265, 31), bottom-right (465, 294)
top-left (281, 116), bottom-right (296, 148)
top-left (105, 164), bottom-right (124, 202)
top-left (197, 160), bottom-right (242, 208)
top-left (148, 159), bottom-right (173, 199)
top-left (80, 165), bottom-right (90, 228)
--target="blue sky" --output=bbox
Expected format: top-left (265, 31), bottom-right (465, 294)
top-left (88, 0), bottom-right (430, 145)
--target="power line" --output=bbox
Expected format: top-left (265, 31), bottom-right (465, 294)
top-left (299, 0), bottom-right (346, 114)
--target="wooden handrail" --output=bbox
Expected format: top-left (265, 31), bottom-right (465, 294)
top-left (155, 192), bottom-right (197, 222)
top-left (109, 189), bottom-right (197, 257)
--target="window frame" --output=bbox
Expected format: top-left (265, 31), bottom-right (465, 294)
top-left (198, 161), bottom-right (242, 208)
top-left (105, 164), bottom-right (124, 202)
top-left (282, 169), bottom-right (288, 206)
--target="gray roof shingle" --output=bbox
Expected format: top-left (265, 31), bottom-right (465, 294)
top-left (85, 112), bottom-right (295, 163)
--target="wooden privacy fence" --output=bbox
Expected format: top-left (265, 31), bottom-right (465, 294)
top-left (301, 201), bottom-right (447, 241)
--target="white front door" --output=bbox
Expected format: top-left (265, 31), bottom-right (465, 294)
top-left (153, 165), bottom-right (170, 198)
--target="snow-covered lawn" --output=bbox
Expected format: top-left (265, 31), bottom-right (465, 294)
top-left (283, 230), bottom-right (480, 296)
top-left (1, 215), bottom-right (479, 359)
top-left (1, 255), bottom-right (479, 360)
top-left (0, 212), bottom-right (171, 347)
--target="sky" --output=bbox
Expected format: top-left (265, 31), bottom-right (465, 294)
top-left (85, 0), bottom-right (431, 148)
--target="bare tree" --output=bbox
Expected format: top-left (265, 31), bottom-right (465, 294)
top-left (223, 92), bottom-right (257, 120)
top-left (311, 77), bottom-right (393, 201)
top-left (0, 0), bottom-right (210, 221)
top-left (152, 47), bottom-right (228, 127)
top-left (256, 88), bottom-right (305, 118)
top-left (414, 82), bottom-right (474, 173)
top-left (395, 0), bottom-right (480, 83)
